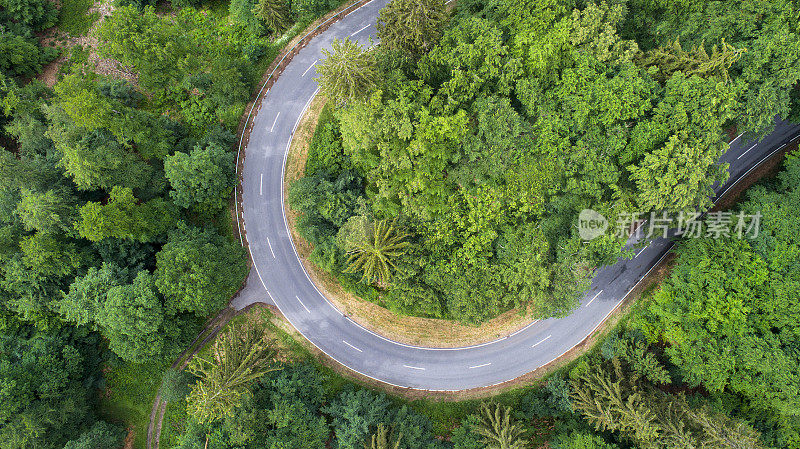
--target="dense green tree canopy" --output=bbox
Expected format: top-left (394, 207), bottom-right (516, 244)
top-left (294, 0), bottom-right (799, 323)
top-left (97, 6), bottom-right (252, 130)
top-left (0, 33), bottom-right (55, 79)
top-left (14, 187), bottom-right (78, 234)
top-left (640, 154), bottom-right (800, 421)
top-left (0, 333), bottom-right (114, 449)
top-left (571, 357), bottom-right (764, 449)
top-left (97, 271), bottom-right (168, 362)
top-left (323, 389), bottom-right (436, 449)
top-left (0, 1), bottom-right (359, 448)
top-left (0, 0), bottom-right (58, 79)
top-left (62, 421), bottom-right (123, 449)
top-left (164, 142), bottom-right (235, 213)
top-left (623, 0), bottom-right (800, 137)
top-left (59, 263), bottom-right (121, 327)
top-left (155, 222), bottom-right (249, 316)
top-left (0, 0), bottom-right (57, 33)
top-left (76, 187), bottom-right (178, 242)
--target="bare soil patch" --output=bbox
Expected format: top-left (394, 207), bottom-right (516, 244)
top-left (37, 0), bottom-right (137, 88)
top-left (123, 427), bottom-right (136, 449)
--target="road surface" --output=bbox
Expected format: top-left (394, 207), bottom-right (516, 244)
top-left (234, 0), bottom-right (800, 390)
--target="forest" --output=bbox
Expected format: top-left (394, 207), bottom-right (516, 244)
top-left (0, 0), bottom-right (345, 445)
top-left (1, 0), bottom-right (800, 448)
top-left (169, 150), bottom-right (800, 448)
top-left (294, 0), bottom-right (800, 322)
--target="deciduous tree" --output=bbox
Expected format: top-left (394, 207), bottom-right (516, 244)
top-left (97, 271), bottom-right (167, 362)
top-left (63, 421), bottom-right (123, 449)
top-left (164, 142), bottom-right (234, 213)
top-left (75, 186), bottom-right (178, 242)
top-left (154, 222), bottom-right (248, 316)
top-left (55, 127), bottom-right (153, 191)
top-left (15, 187), bottom-right (78, 234)
top-left (58, 263), bottom-right (121, 327)
top-left (0, 33), bottom-right (56, 79)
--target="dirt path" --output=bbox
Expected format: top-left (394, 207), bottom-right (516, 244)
top-left (146, 308), bottom-right (236, 449)
top-left (146, 396), bottom-right (166, 449)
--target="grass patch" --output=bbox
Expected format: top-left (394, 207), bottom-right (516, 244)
top-left (58, 0), bottom-right (100, 36)
top-left (410, 399), bottom-right (482, 435)
top-left (160, 398), bottom-right (189, 449)
top-left (100, 359), bottom-right (171, 449)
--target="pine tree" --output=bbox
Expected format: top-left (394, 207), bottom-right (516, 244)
top-left (688, 406), bottom-right (763, 449)
top-left (315, 38), bottom-right (379, 104)
top-left (571, 358), bottom-right (764, 449)
top-left (376, 0), bottom-right (448, 57)
top-left (571, 359), bottom-right (661, 446)
top-left (186, 324), bottom-right (280, 423)
top-left (637, 39), bottom-right (746, 83)
top-left (473, 402), bottom-right (529, 449)
top-left (252, 0), bottom-right (289, 34)
top-left (365, 424), bottom-right (402, 449)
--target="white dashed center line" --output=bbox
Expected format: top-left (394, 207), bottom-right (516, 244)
top-left (532, 335), bottom-right (552, 348)
top-left (295, 295), bottom-right (310, 313)
top-left (403, 365), bottom-right (426, 371)
top-left (350, 24), bottom-right (370, 37)
top-left (270, 112), bottom-right (280, 132)
top-left (259, 173), bottom-right (263, 195)
top-left (635, 246), bottom-right (647, 257)
top-left (302, 60), bottom-right (317, 77)
top-left (469, 362), bottom-right (491, 369)
top-left (342, 340), bottom-right (362, 352)
top-left (737, 143), bottom-right (758, 160)
top-left (586, 290), bottom-right (603, 307)
top-left (266, 237), bottom-right (275, 258)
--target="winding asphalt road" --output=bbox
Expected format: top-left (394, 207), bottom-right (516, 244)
top-left (233, 0), bottom-right (800, 390)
